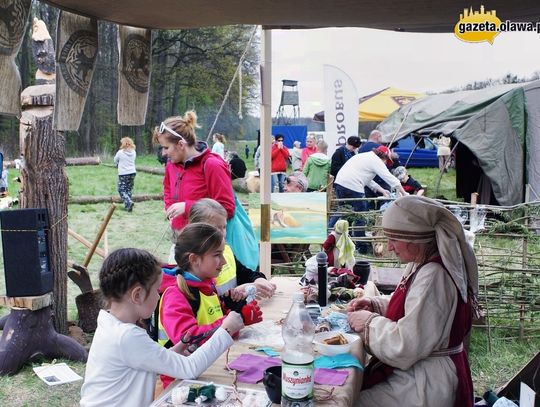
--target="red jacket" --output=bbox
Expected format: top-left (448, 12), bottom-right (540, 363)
top-left (271, 144), bottom-right (290, 173)
top-left (159, 276), bottom-right (226, 388)
top-left (163, 142), bottom-right (235, 230)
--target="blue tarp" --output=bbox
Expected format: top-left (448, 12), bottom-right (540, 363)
top-left (272, 125), bottom-right (307, 148)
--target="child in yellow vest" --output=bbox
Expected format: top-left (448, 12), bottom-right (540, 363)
top-left (188, 198), bottom-right (276, 299)
top-left (158, 223), bottom-right (263, 389)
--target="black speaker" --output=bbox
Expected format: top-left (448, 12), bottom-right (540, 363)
top-left (0, 208), bottom-right (53, 297)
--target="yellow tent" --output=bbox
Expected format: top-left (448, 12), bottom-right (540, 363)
top-left (313, 87), bottom-right (425, 123)
top-left (358, 87), bottom-right (425, 122)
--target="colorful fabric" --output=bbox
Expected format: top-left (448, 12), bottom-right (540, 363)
top-left (334, 220), bottom-right (356, 269)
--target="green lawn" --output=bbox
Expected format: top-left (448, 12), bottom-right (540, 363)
top-left (0, 157), bottom-right (538, 405)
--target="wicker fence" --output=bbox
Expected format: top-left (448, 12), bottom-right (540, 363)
top-left (327, 194), bottom-right (540, 342)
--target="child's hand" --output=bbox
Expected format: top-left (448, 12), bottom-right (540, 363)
top-left (253, 278), bottom-right (276, 298)
top-left (226, 288), bottom-right (246, 302)
top-left (222, 311), bottom-right (244, 335)
top-left (171, 334), bottom-right (193, 356)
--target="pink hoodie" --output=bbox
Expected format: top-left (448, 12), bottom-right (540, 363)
top-left (163, 143), bottom-right (235, 230)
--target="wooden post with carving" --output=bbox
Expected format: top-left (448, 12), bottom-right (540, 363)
top-left (0, 18), bottom-right (87, 376)
top-left (19, 18), bottom-right (68, 334)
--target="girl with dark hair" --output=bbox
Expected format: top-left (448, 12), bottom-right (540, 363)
top-left (80, 248), bottom-right (243, 407)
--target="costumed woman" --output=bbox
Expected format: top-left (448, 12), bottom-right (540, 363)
top-left (347, 195), bottom-right (478, 407)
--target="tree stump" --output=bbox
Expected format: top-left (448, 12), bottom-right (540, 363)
top-left (0, 297), bottom-right (87, 375)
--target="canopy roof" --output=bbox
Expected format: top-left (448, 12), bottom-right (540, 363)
top-left (43, 1), bottom-right (540, 32)
top-left (313, 87), bottom-right (424, 123)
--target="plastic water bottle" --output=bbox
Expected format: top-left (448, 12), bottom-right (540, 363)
top-left (281, 292), bottom-right (315, 407)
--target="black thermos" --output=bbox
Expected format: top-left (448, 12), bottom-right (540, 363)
top-left (316, 251), bottom-right (328, 306)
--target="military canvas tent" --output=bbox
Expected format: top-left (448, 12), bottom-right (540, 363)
top-left (313, 87), bottom-right (424, 123)
top-left (377, 81), bottom-right (540, 205)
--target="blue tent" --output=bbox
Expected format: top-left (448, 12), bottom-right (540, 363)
top-left (271, 125), bottom-right (307, 148)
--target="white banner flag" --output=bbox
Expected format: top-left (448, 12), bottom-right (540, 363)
top-left (323, 64), bottom-right (358, 157)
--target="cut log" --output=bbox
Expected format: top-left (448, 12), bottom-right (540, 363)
top-left (0, 293), bottom-right (52, 311)
top-left (65, 156), bottom-right (101, 166)
top-left (5, 156), bottom-right (101, 168)
top-left (69, 193), bottom-right (162, 204)
top-left (0, 306), bottom-right (87, 375)
top-left (136, 166), bottom-right (165, 176)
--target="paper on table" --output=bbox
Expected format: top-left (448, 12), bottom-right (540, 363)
top-left (519, 382), bottom-right (536, 407)
top-left (33, 363), bottom-right (82, 386)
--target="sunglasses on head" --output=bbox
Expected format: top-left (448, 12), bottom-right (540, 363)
top-left (286, 176), bottom-right (296, 184)
top-left (160, 122), bottom-right (185, 142)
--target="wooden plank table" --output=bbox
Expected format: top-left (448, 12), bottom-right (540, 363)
top-left (186, 276), bottom-right (365, 406)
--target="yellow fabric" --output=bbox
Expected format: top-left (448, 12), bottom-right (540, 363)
top-left (334, 219), bottom-right (356, 269)
top-left (157, 287), bottom-right (172, 346)
top-left (359, 87), bottom-right (424, 122)
top-left (215, 245), bottom-right (237, 296)
top-left (196, 292), bottom-right (223, 325)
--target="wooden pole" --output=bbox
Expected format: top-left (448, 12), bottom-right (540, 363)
top-left (83, 203), bottom-right (116, 267)
top-left (259, 27), bottom-right (272, 279)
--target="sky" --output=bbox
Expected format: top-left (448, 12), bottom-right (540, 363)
top-left (271, 28), bottom-right (540, 118)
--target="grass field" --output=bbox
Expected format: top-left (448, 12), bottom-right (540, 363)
top-left (0, 154), bottom-right (538, 406)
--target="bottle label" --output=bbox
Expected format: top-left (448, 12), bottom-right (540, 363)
top-left (281, 361), bottom-right (314, 401)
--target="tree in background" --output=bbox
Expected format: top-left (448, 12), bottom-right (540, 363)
top-left (0, 2), bottom-right (260, 157)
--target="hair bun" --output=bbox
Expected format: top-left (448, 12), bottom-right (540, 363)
top-left (183, 110), bottom-right (201, 129)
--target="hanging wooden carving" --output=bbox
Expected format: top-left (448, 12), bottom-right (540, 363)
top-left (54, 11), bottom-right (97, 131)
top-left (117, 25), bottom-right (151, 125)
top-left (0, 0), bottom-right (31, 116)
top-left (31, 18), bottom-right (55, 84)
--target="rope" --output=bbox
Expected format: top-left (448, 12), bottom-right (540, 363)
top-left (0, 212), bottom-right (68, 232)
top-left (206, 25), bottom-right (258, 142)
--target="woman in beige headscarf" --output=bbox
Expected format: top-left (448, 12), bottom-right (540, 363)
top-left (347, 195), bottom-right (478, 407)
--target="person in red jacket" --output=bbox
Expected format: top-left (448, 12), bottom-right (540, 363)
top-left (152, 110), bottom-right (235, 232)
top-left (271, 134), bottom-right (290, 192)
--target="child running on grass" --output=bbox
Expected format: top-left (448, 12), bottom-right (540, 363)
top-left (113, 137), bottom-right (137, 212)
top-left (80, 248), bottom-right (243, 407)
top-left (158, 223), bottom-right (263, 388)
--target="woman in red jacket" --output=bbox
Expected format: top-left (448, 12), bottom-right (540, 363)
top-left (271, 134), bottom-right (290, 192)
top-left (153, 110), bottom-right (235, 232)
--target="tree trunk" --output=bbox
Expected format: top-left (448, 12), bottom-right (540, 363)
top-left (20, 85), bottom-right (69, 334)
top-left (0, 307), bottom-right (87, 375)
